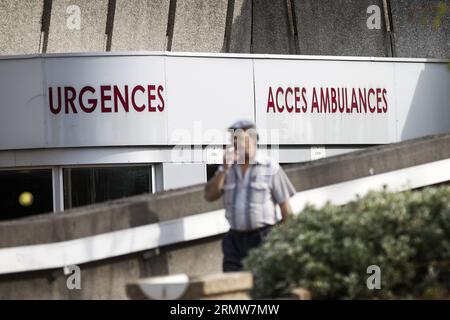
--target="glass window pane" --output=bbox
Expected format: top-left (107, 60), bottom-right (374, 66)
top-left (206, 164), bottom-right (220, 181)
top-left (0, 169), bottom-right (53, 221)
top-left (64, 166), bottom-right (152, 209)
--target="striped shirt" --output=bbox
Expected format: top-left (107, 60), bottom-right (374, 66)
top-left (219, 152), bottom-right (296, 231)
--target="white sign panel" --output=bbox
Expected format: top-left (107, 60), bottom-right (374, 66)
top-left (44, 56), bottom-right (168, 147)
top-left (393, 62), bottom-right (450, 141)
top-left (0, 55), bottom-right (168, 149)
top-left (254, 59), bottom-right (397, 144)
top-left (0, 53), bottom-right (449, 151)
top-left (0, 58), bottom-right (47, 150)
top-left (165, 56), bottom-right (254, 145)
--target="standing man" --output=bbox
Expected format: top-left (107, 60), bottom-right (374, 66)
top-left (204, 120), bottom-right (296, 272)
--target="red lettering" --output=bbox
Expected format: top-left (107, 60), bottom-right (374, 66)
top-left (285, 87), bottom-right (293, 113)
top-left (346, 88), bottom-right (350, 113)
top-left (359, 88), bottom-right (367, 113)
top-left (148, 85), bottom-right (156, 112)
top-left (294, 87), bottom-right (301, 113)
top-left (376, 88), bottom-right (382, 113)
top-left (311, 88), bottom-right (319, 113)
top-left (338, 88), bottom-right (344, 113)
top-left (368, 88), bottom-right (376, 113)
top-left (320, 88), bottom-right (330, 113)
top-left (113, 85), bottom-right (129, 112)
top-left (267, 87), bottom-right (275, 112)
top-left (382, 88), bottom-right (388, 113)
top-left (276, 87), bottom-right (284, 112)
top-left (350, 89), bottom-right (358, 113)
top-left (157, 85), bottom-right (165, 111)
top-left (131, 85), bottom-right (146, 112)
top-left (49, 84), bottom-right (166, 114)
top-left (48, 87), bottom-right (62, 114)
top-left (79, 86), bottom-right (97, 113)
top-left (64, 87), bottom-right (77, 114)
top-left (330, 88), bottom-right (337, 113)
top-left (100, 85), bottom-right (112, 113)
top-left (301, 88), bottom-right (307, 112)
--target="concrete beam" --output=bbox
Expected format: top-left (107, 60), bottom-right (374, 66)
top-left (110, 0), bottom-right (170, 51)
top-left (46, 0), bottom-right (109, 53)
top-left (228, 0), bottom-right (252, 53)
top-left (294, 0), bottom-right (388, 56)
top-left (171, 0), bottom-right (228, 52)
top-left (252, 0), bottom-right (295, 54)
top-left (390, 0), bottom-right (450, 58)
top-left (284, 133), bottom-right (450, 191)
top-left (0, 0), bottom-right (44, 55)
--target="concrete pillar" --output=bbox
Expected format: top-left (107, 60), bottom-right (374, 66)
top-left (390, 0), bottom-right (450, 58)
top-left (110, 0), bottom-right (170, 51)
top-left (171, 0), bottom-right (228, 52)
top-left (0, 0), bottom-right (44, 55)
top-left (228, 0), bottom-right (252, 53)
top-left (293, 0), bottom-right (388, 56)
top-left (46, 0), bottom-right (109, 53)
top-left (252, 0), bottom-right (296, 54)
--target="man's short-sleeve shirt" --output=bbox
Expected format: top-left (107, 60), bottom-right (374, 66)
top-left (220, 153), bottom-right (296, 231)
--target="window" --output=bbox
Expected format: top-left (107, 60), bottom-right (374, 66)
top-left (0, 169), bottom-right (53, 221)
top-left (63, 166), bottom-right (152, 209)
top-left (206, 164), bottom-right (220, 181)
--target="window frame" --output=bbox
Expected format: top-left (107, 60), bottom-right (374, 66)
top-left (61, 163), bottom-right (155, 211)
top-left (0, 164), bottom-right (155, 216)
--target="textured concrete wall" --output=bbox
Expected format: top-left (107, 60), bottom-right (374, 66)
top-left (110, 0), bottom-right (170, 51)
top-left (0, 0), bottom-right (44, 55)
top-left (228, 0), bottom-right (252, 53)
top-left (0, 236), bottom-right (222, 299)
top-left (294, 0), bottom-right (388, 56)
top-left (285, 133), bottom-right (450, 191)
top-left (252, 0), bottom-right (296, 54)
top-left (390, 0), bottom-right (450, 58)
top-left (171, 0), bottom-right (228, 52)
top-left (46, 0), bottom-right (109, 53)
top-left (2, 0), bottom-right (448, 56)
top-left (164, 236), bottom-right (222, 276)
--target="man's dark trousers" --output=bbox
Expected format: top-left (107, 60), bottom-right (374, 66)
top-left (222, 225), bottom-right (272, 272)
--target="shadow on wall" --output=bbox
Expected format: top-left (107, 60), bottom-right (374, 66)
top-left (224, 0), bottom-right (296, 54)
top-left (399, 62), bottom-right (450, 141)
top-left (224, 0), bottom-right (390, 56)
top-left (224, 0), bottom-right (252, 53)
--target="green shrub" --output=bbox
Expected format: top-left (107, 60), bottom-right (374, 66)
top-left (243, 185), bottom-right (450, 299)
